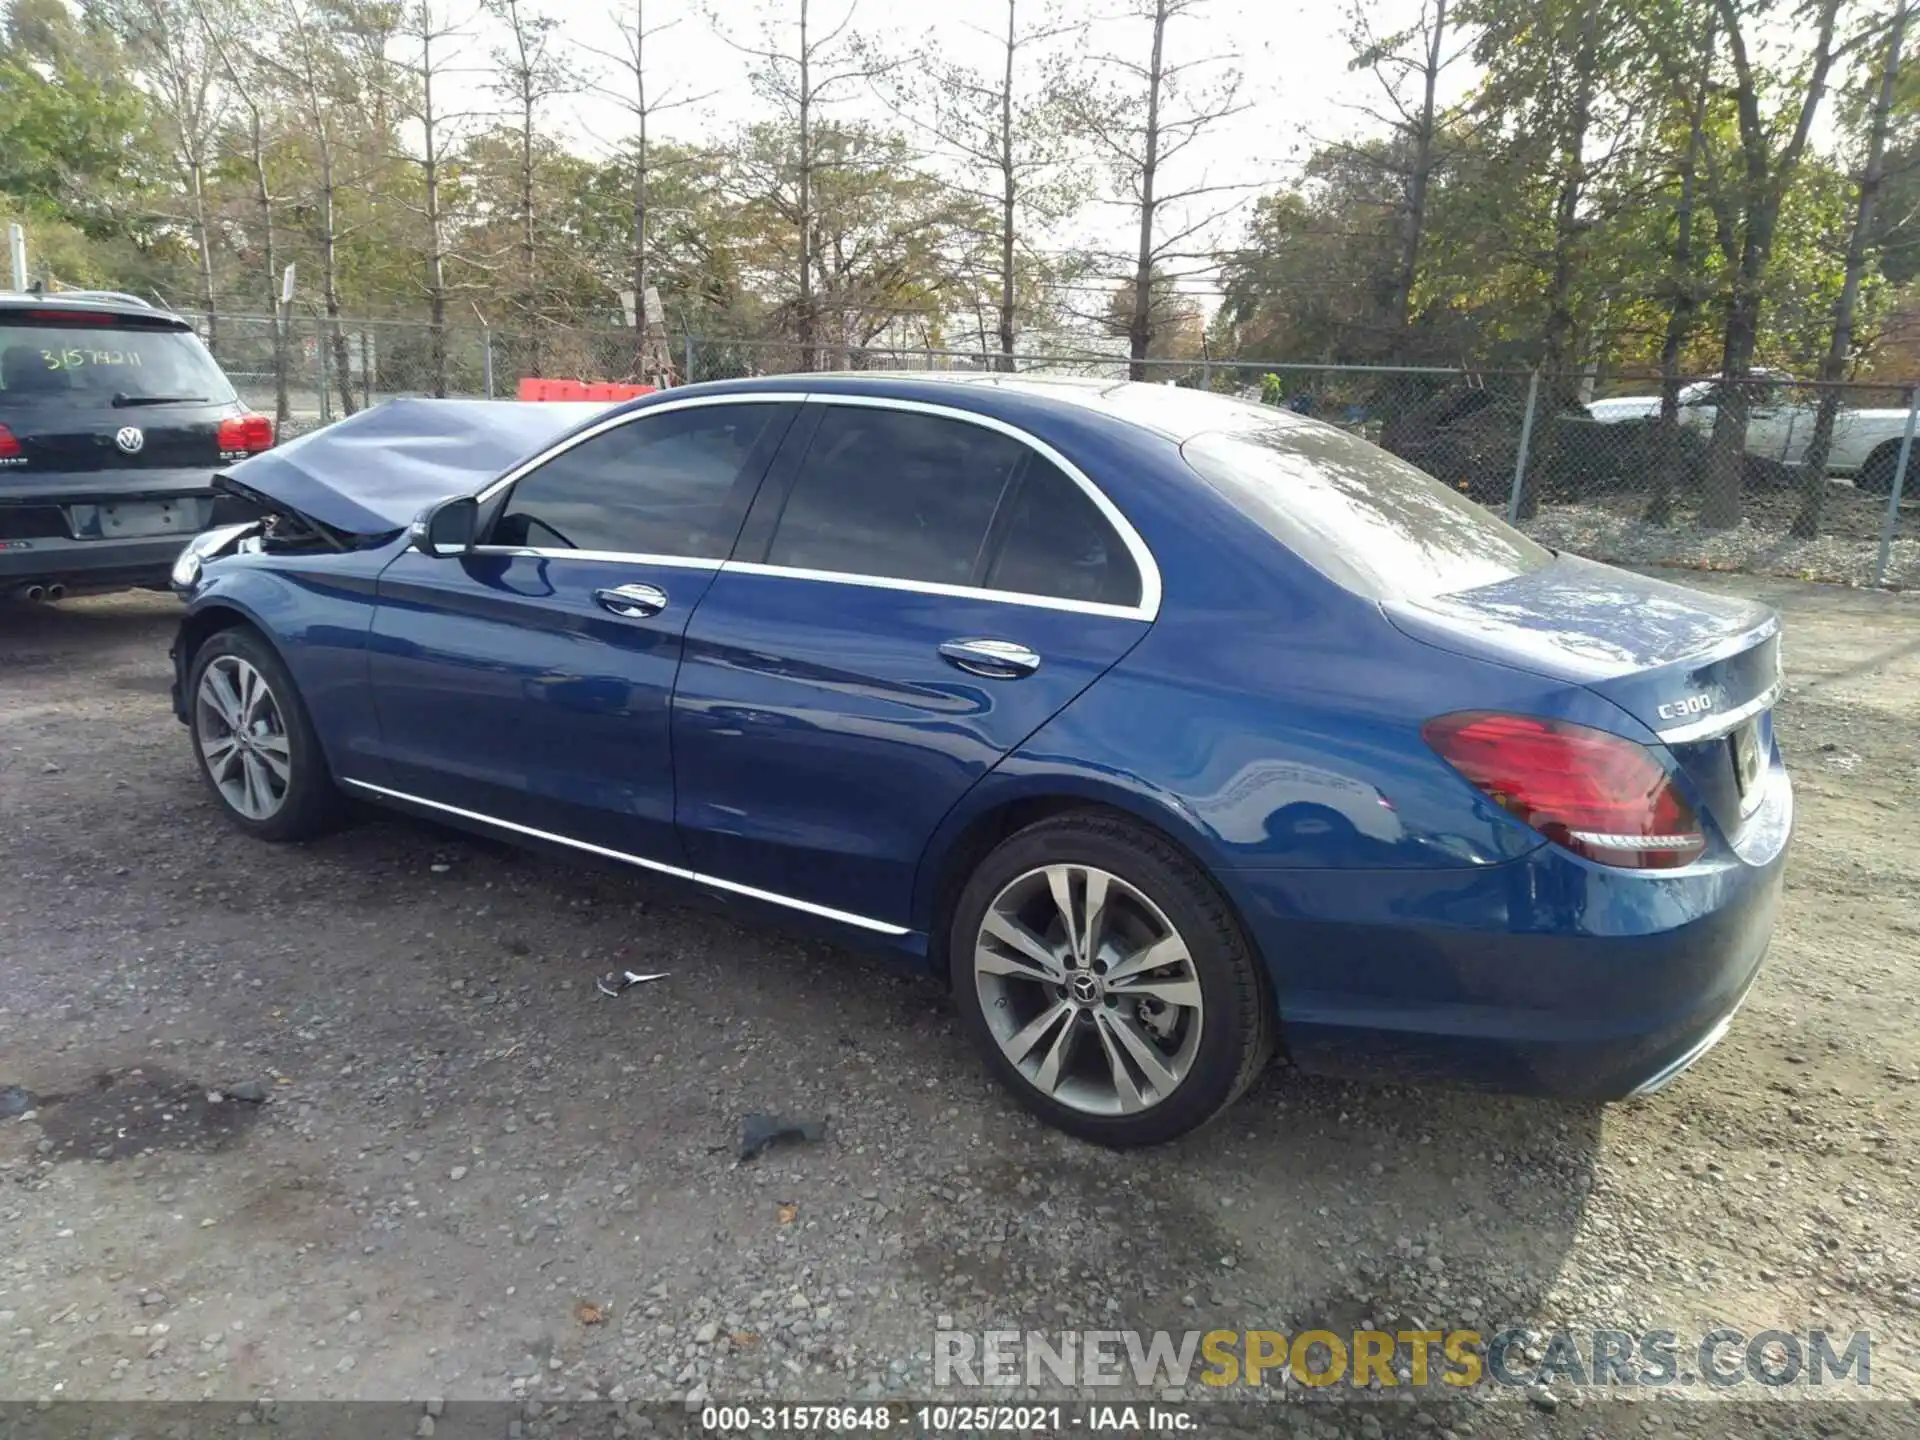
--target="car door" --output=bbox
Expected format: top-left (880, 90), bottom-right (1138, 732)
top-left (363, 397), bottom-right (797, 863)
top-left (671, 398), bottom-right (1157, 932)
top-left (1745, 377), bottom-right (1794, 461)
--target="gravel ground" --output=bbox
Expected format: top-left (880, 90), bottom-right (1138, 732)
top-left (2, 576), bottom-right (1919, 1437)
top-left (1521, 488), bottom-right (1918, 588)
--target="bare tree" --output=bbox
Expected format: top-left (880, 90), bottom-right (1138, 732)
top-left (193, 0), bottom-right (290, 425)
top-left (877, 1), bottom-right (1090, 368)
top-left (487, 0), bottom-right (577, 375)
top-left (262, 0), bottom-right (362, 415)
top-left (1087, 0), bottom-right (1248, 380)
top-left (96, 0), bottom-right (229, 348)
top-left (392, 1), bottom-right (483, 397)
top-left (1343, 0), bottom-right (1465, 331)
top-left (716, 0), bottom-right (898, 370)
top-left (1794, 2), bottom-right (1910, 539)
top-left (1643, 8), bottom-right (1717, 526)
top-left (1695, 0), bottom-right (1847, 528)
top-left (588, 0), bottom-right (715, 380)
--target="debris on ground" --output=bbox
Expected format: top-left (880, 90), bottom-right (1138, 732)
top-left (739, 1113), bottom-right (827, 1162)
top-left (1, 1084), bottom-right (35, 1117)
top-left (596, 969), bottom-right (670, 997)
top-left (224, 1080), bottom-right (269, 1104)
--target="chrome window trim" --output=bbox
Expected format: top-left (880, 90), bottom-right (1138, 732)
top-left (339, 778), bottom-right (910, 936)
top-left (466, 546), bottom-right (721, 571)
top-left (1653, 679), bottom-right (1781, 746)
top-left (464, 388), bottom-right (1163, 620)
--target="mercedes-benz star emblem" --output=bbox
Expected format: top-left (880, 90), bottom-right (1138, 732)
top-left (1070, 973), bottom-right (1102, 1004)
top-left (114, 426), bottom-right (145, 455)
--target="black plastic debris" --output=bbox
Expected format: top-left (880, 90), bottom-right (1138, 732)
top-left (1, 1085), bottom-right (35, 1118)
top-left (225, 1080), bottom-right (269, 1104)
top-left (739, 1113), bottom-right (827, 1162)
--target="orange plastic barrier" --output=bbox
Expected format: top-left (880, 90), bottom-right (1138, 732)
top-left (515, 378), bottom-right (657, 402)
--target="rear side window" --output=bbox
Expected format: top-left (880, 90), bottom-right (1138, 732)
top-left (1182, 421), bottom-right (1552, 602)
top-left (495, 404), bottom-right (781, 557)
top-left (766, 406), bottom-right (1025, 585)
top-left (987, 458), bottom-right (1141, 607)
top-left (0, 319), bottom-right (236, 408)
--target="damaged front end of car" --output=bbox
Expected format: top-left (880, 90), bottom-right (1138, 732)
top-left (168, 474), bottom-right (364, 596)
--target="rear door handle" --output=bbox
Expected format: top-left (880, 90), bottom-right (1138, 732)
top-left (594, 582), bottom-right (668, 619)
top-left (939, 638), bottom-right (1041, 678)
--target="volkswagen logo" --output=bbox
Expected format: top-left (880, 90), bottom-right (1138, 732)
top-left (114, 426), bottom-right (146, 455)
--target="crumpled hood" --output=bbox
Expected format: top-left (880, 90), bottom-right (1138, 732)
top-left (217, 397), bottom-right (616, 536)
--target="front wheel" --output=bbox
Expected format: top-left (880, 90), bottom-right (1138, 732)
top-left (188, 626), bottom-right (341, 841)
top-left (949, 812), bottom-right (1275, 1147)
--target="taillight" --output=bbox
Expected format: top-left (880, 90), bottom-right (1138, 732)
top-left (217, 414), bottom-right (274, 454)
top-left (1423, 711), bottom-right (1705, 870)
top-left (0, 424), bottom-right (19, 459)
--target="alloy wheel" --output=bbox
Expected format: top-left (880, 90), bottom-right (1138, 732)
top-left (973, 863), bottom-right (1204, 1116)
top-left (194, 654), bottom-right (292, 821)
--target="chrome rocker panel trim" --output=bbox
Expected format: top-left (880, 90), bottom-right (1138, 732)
top-left (339, 778), bottom-right (910, 936)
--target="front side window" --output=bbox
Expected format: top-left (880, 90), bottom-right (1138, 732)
top-left (765, 406), bottom-right (1026, 586)
top-left (494, 404), bottom-right (781, 558)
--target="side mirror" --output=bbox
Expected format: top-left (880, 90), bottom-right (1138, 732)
top-left (410, 495), bottom-right (478, 558)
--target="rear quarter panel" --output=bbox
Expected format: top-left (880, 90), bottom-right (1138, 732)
top-left (1826, 411), bottom-right (1909, 472)
top-left (907, 412), bottom-right (1654, 952)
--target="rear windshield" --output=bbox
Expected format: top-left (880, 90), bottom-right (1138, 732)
top-left (0, 319), bottom-right (235, 409)
top-left (1181, 418), bottom-right (1552, 602)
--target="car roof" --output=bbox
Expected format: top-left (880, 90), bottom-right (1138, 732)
top-left (649, 370), bottom-right (1317, 446)
top-left (0, 292), bottom-right (190, 327)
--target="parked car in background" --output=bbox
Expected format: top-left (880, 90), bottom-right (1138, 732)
top-left (168, 377), bottom-right (1790, 1146)
top-left (0, 292), bottom-right (272, 600)
top-left (1587, 369), bottom-right (1914, 491)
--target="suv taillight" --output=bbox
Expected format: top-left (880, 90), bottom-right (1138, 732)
top-left (217, 414), bottom-right (274, 454)
top-left (1423, 711), bottom-right (1705, 870)
top-left (0, 424), bottom-right (19, 459)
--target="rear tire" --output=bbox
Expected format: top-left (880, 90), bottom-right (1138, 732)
top-left (949, 811), bottom-right (1275, 1147)
top-left (1857, 442), bottom-right (1902, 495)
top-left (187, 626), bottom-right (342, 842)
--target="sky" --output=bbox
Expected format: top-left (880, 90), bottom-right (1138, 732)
top-left (432, 0), bottom-right (1849, 316)
top-left (432, 0), bottom-right (1476, 310)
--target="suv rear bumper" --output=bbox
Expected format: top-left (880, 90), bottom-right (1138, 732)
top-left (1, 472), bottom-right (248, 593)
top-left (0, 533), bottom-right (191, 591)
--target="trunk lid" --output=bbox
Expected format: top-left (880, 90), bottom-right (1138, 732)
top-left (1385, 554), bottom-right (1781, 842)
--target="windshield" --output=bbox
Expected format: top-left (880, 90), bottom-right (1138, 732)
top-left (0, 320), bottom-right (236, 409)
top-left (1181, 416), bottom-right (1553, 603)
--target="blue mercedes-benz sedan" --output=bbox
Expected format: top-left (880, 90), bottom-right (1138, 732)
top-left (167, 374), bottom-right (1791, 1146)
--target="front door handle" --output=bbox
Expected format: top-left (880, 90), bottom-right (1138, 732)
top-left (594, 582), bottom-right (668, 619)
top-left (939, 638), bottom-right (1041, 678)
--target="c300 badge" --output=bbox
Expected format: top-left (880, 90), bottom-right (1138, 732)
top-left (1657, 693), bottom-right (1716, 721)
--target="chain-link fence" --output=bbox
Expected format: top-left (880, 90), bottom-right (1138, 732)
top-left (196, 313), bottom-right (1920, 589)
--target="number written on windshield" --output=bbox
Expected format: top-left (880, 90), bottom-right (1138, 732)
top-left (41, 348), bottom-right (145, 371)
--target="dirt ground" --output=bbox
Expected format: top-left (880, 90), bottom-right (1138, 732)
top-left (2, 572), bottom-right (1918, 1436)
